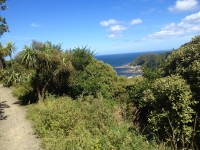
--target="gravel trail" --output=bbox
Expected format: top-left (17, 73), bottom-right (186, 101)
top-left (0, 84), bottom-right (42, 150)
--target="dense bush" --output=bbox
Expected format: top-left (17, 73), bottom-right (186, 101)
top-left (143, 75), bottom-right (195, 149)
top-left (163, 36), bottom-right (200, 100)
top-left (12, 80), bottom-right (37, 104)
top-left (69, 59), bottom-right (119, 99)
top-left (125, 76), bottom-right (151, 126)
top-left (27, 96), bottom-right (157, 150)
top-left (15, 41), bottom-right (73, 102)
top-left (125, 36), bottom-right (200, 149)
top-left (162, 35), bottom-right (200, 149)
top-left (71, 46), bottom-right (94, 71)
top-left (110, 76), bottom-right (129, 102)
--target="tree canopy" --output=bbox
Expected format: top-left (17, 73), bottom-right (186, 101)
top-left (0, 0), bottom-right (8, 36)
top-left (16, 41), bottom-right (73, 102)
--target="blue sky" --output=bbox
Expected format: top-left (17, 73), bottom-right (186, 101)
top-left (1, 0), bottom-right (200, 55)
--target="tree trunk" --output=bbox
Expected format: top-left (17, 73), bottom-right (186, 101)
top-left (37, 88), bottom-right (42, 102)
top-left (36, 79), bottom-right (50, 102)
top-left (37, 87), bottom-right (46, 102)
top-left (35, 70), bottom-right (52, 102)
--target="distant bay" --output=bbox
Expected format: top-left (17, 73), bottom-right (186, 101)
top-left (96, 50), bottom-right (170, 77)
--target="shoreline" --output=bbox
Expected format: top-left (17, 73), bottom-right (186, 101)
top-left (113, 64), bottom-right (143, 77)
top-left (114, 65), bottom-right (142, 73)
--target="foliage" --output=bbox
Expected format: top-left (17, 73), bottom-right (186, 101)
top-left (110, 76), bottom-right (129, 102)
top-left (162, 35), bottom-right (200, 149)
top-left (70, 46), bottom-right (93, 71)
top-left (142, 67), bottom-right (161, 81)
top-left (125, 36), bottom-right (200, 149)
top-left (130, 53), bottom-right (159, 68)
top-left (27, 96), bottom-right (157, 150)
top-left (16, 41), bottom-right (73, 102)
top-left (12, 81), bottom-right (36, 104)
top-left (163, 36), bottom-right (200, 100)
top-left (0, 42), bottom-right (17, 86)
top-left (143, 75), bottom-right (195, 149)
top-left (0, 0), bottom-right (8, 36)
top-left (1, 35), bottom-right (199, 149)
top-left (11, 71), bottom-right (37, 104)
top-left (126, 76), bottom-right (151, 124)
top-left (1, 69), bottom-right (22, 87)
top-left (130, 52), bottom-right (171, 70)
top-left (129, 52), bottom-right (171, 82)
top-left (127, 76), bottom-right (150, 107)
top-left (69, 59), bottom-right (118, 98)
top-left (0, 42), bottom-right (15, 69)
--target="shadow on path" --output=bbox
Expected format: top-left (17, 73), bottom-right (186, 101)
top-left (0, 101), bottom-right (10, 120)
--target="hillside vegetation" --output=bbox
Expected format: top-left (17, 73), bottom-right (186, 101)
top-left (27, 96), bottom-right (156, 150)
top-left (1, 35), bottom-right (200, 149)
top-left (130, 51), bottom-right (171, 70)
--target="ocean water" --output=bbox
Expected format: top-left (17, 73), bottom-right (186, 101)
top-left (96, 50), bottom-right (169, 77)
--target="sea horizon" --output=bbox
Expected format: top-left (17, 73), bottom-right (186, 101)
top-left (96, 49), bottom-right (171, 77)
top-left (95, 49), bottom-right (171, 56)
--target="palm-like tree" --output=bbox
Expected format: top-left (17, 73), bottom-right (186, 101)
top-left (5, 41), bottom-right (15, 59)
top-left (18, 41), bottom-right (73, 102)
top-left (0, 41), bottom-right (15, 69)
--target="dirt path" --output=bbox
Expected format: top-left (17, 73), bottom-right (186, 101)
top-left (0, 84), bottom-right (42, 150)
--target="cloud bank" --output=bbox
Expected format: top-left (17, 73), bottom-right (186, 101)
top-left (169, 0), bottom-right (199, 12)
top-left (146, 11), bottom-right (200, 39)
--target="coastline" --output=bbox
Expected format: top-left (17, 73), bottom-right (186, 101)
top-left (114, 64), bottom-right (142, 76)
top-left (96, 51), bottom-right (167, 77)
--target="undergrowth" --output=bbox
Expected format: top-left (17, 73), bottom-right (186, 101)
top-left (27, 96), bottom-right (157, 150)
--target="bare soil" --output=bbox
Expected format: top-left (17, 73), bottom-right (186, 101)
top-left (0, 84), bottom-right (42, 150)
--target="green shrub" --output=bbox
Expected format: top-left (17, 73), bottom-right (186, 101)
top-left (71, 46), bottom-right (94, 71)
top-left (110, 76), bottom-right (129, 102)
top-left (143, 75), bottom-right (196, 149)
top-left (162, 36), bottom-right (200, 148)
top-left (69, 59), bottom-right (118, 99)
top-left (126, 76), bottom-right (151, 125)
top-left (12, 81), bottom-right (36, 104)
top-left (27, 96), bottom-right (157, 150)
top-left (163, 36), bottom-right (200, 100)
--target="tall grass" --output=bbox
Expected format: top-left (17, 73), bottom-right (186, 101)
top-left (27, 96), bottom-right (157, 150)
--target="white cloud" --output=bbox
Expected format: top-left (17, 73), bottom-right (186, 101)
top-left (108, 25), bottom-right (126, 39)
top-left (100, 18), bottom-right (142, 39)
top-left (109, 34), bottom-right (120, 39)
top-left (183, 11), bottom-right (200, 22)
top-left (31, 23), bottom-right (41, 28)
top-left (108, 33), bottom-right (123, 39)
top-left (108, 34), bottom-right (116, 38)
top-left (109, 25), bottom-right (127, 32)
top-left (145, 12), bottom-right (200, 39)
top-left (100, 19), bottom-right (127, 39)
top-left (130, 19), bottom-right (143, 25)
top-left (100, 19), bottom-right (118, 27)
top-left (146, 11), bottom-right (200, 39)
top-left (169, 0), bottom-right (199, 12)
